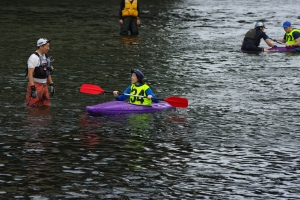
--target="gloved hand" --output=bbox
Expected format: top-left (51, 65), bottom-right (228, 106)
top-left (273, 45), bottom-right (277, 48)
top-left (31, 85), bottom-right (37, 98)
top-left (50, 83), bottom-right (55, 96)
top-left (50, 66), bottom-right (54, 74)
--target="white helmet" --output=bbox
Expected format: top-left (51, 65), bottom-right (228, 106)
top-left (255, 22), bottom-right (265, 28)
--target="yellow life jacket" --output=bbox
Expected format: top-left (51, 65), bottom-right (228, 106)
top-left (129, 83), bottom-right (152, 106)
top-left (122, 0), bottom-right (138, 17)
top-left (285, 29), bottom-right (300, 44)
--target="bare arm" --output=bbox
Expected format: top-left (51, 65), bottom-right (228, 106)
top-left (47, 75), bottom-right (53, 84)
top-left (279, 34), bottom-right (287, 43)
top-left (265, 38), bottom-right (275, 47)
top-left (278, 39), bottom-right (286, 43)
top-left (28, 68), bottom-right (35, 86)
top-left (293, 37), bottom-right (300, 47)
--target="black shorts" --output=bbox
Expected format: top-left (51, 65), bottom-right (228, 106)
top-left (241, 43), bottom-right (263, 52)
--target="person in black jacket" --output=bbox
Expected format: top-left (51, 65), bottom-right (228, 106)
top-left (241, 22), bottom-right (276, 52)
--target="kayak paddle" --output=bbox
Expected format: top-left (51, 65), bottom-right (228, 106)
top-left (80, 83), bottom-right (106, 94)
top-left (267, 36), bottom-right (285, 45)
top-left (80, 84), bottom-right (188, 108)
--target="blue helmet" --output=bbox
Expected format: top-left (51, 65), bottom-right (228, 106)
top-left (255, 22), bottom-right (265, 28)
top-left (131, 69), bottom-right (144, 82)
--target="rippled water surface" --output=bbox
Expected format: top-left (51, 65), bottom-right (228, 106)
top-left (1, 0), bottom-right (300, 199)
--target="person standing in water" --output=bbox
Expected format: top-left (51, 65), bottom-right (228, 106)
top-left (119, 0), bottom-right (141, 35)
top-left (25, 38), bottom-right (55, 107)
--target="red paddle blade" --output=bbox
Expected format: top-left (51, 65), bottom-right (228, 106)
top-left (80, 84), bottom-right (105, 95)
top-left (164, 96), bottom-right (188, 108)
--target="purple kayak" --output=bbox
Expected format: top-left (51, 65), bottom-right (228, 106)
top-left (86, 101), bottom-right (175, 115)
top-left (241, 47), bottom-right (298, 53)
top-left (268, 47), bottom-right (298, 52)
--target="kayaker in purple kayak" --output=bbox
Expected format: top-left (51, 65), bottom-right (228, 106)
top-left (273, 21), bottom-right (300, 52)
top-left (241, 22), bottom-right (276, 52)
top-left (113, 69), bottom-right (159, 106)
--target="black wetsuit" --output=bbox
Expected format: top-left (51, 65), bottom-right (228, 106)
top-left (241, 28), bottom-right (268, 52)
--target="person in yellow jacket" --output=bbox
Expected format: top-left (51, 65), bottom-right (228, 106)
top-left (119, 0), bottom-right (141, 35)
top-left (113, 69), bottom-right (159, 106)
top-left (273, 21), bottom-right (300, 51)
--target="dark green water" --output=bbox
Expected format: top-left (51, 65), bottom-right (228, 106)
top-left (0, 0), bottom-right (300, 199)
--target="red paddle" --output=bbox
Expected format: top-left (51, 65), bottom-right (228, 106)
top-left (80, 84), bottom-right (188, 108)
top-left (80, 83), bottom-right (106, 94)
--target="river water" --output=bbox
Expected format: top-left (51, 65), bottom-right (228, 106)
top-left (0, 0), bottom-right (300, 199)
